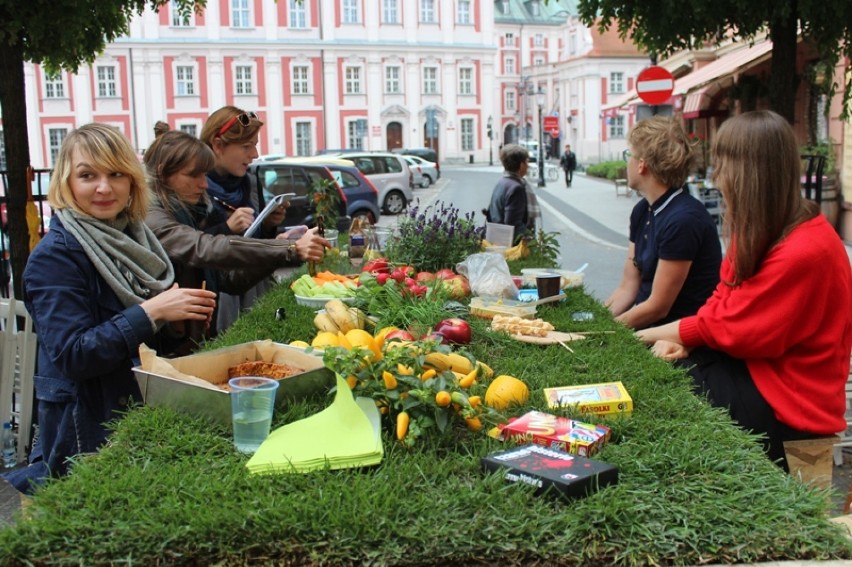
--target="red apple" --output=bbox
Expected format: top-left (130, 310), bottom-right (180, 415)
top-left (415, 271), bottom-right (436, 282)
top-left (385, 329), bottom-right (416, 342)
top-left (435, 268), bottom-right (456, 280)
top-left (444, 275), bottom-right (471, 299)
top-left (433, 318), bottom-right (472, 344)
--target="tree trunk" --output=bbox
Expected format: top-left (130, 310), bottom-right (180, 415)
top-left (768, 3), bottom-right (798, 124)
top-left (0, 40), bottom-right (32, 300)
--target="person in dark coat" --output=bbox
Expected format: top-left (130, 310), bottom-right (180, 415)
top-left (559, 143), bottom-right (577, 187)
top-left (3, 123), bottom-right (216, 494)
top-left (486, 144), bottom-right (532, 244)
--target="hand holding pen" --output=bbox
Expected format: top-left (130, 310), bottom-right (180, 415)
top-left (212, 196), bottom-right (255, 234)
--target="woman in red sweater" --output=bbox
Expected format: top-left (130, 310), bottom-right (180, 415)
top-left (637, 110), bottom-right (852, 471)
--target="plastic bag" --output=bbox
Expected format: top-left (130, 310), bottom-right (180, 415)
top-left (457, 252), bottom-right (518, 299)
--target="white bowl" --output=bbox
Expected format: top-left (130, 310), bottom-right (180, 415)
top-left (294, 294), bottom-right (356, 309)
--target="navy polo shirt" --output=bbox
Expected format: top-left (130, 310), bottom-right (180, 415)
top-left (629, 186), bottom-right (722, 325)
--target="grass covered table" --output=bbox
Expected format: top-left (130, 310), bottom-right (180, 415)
top-left (1, 278), bottom-right (850, 565)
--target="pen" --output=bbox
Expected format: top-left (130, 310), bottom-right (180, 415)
top-left (211, 196), bottom-right (238, 212)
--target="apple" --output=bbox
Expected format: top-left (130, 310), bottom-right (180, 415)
top-left (385, 329), bottom-right (416, 342)
top-left (433, 318), bottom-right (472, 345)
top-left (415, 271), bottom-right (436, 282)
top-left (435, 268), bottom-right (456, 280)
top-left (444, 275), bottom-right (471, 299)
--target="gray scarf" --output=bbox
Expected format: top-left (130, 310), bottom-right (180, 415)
top-left (56, 208), bottom-right (175, 308)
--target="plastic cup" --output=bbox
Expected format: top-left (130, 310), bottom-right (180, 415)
top-left (322, 229), bottom-right (339, 250)
top-left (536, 272), bottom-right (562, 299)
top-left (229, 377), bottom-right (279, 454)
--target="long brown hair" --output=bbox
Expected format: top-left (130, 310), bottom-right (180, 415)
top-left (143, 130), bottom-right (216, 214)
top-left (711, 110), bottom-right (818, 285)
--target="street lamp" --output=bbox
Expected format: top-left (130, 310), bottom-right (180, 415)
top-left (536, 86), bottom-right (546, 187)
top-left (487, 115), bottom-right (494, 166)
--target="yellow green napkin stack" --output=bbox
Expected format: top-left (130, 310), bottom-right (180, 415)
top-left (246, 374), bottom-right (383, 474)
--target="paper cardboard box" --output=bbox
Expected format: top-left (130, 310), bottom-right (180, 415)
top-left (133, 341), bottom-right (334, 426)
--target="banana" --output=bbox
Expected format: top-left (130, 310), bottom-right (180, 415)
top-left (325, 299), bottom-right (354, 333)
top-left (348, 307), bottom-right (367, 330)
top-left (447, 352), bottom-right (474, 374)
top-left (313, 312), bottom-right (338, 332)
top-left (423, 352), bottom-right (451, 371)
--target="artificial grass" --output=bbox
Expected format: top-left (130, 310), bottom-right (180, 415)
top-left (1, 276), bottom-right (850, 565)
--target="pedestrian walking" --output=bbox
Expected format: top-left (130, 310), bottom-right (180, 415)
top-left (559, 144), bottom-right (577, 187)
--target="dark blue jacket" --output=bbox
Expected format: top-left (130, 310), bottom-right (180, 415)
top-left (10, 216), bottom-right (155, 490)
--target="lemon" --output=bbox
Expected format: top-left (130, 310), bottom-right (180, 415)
top-left (289, 340), bottom-right (310, 348)
top-left (345, 329), bottom-right (380, 358)
top-left (484, 375), bottom-right (529, 410)
top-left (311, 331), bottom-right (340, 348)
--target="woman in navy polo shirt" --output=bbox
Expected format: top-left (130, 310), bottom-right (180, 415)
top-left (605, 117), bottom-right (721, 330)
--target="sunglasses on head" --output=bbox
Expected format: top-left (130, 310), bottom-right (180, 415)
top-left (217, 111), bottom-right (258, 136)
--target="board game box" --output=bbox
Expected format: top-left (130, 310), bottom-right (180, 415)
top-left (481, 444), bottom-right (619, 499)
top-left (543, 381), bottom-right (633, 416)
top-left (491, 411), bottom-right (611, 457)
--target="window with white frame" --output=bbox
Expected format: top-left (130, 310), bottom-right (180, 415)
top-left (0, 132), bottom-right (6, 170)
top-left (460, 118), bottom-right (474, 151)
top-left (382, 0), bottom-right (399, 23)
top-left (176, 65), bottom-right (195, 96)
top-left (505, 57), bottom-right (515, 75)
top-left (96, 66), bottom-right (117, 98)
top-left (292, 65), bottom-right (309, 94)
top-left (530, 0), bottom-right (541, 16)
top-left (457, 0), bottom-right (471, 24)
top-left (534, 56), bottom-right (544, 66)
top-left (48, 128), bottom-right (68, 166)
top-left (345, 66), bottom-right (361, 95)
top-left (288, 0), bottom-right (307, 28)
top-left (569, 34), bottom-right (577, 55)
top-left (505, 32), bottom-right (515, 46)
top-left (342, 0), bottom-right (359, 23)
top-left (608, 115), bottom-right (625, 138)
top-left (231, 0), bottom-right (251, 28)
top-left (170, 0), bottom-right (192, 26)
top-left (235, 65), bottom-right (253, 95)
top-left (534, 33), bottom-right (544, 46)
top-left (423, 67), bottom-right (438, 94)
top-left (44, 74), bottom-right (65, 98)
top-left (295, 121), bottom-right (313, 156)
top-left (610, 72), bottom-right (624, 94)
top-left (347, 121), bottom-right (364, 150)
top-left (458, 68), bottom-right (473, 95)
top-left (385, 66), bottom-right (401, 94)
top-left (179, 124), bottom-right (198, 137)
top-left (506, 90), bottom-right (516, 111)
top-left (420, 0), bottom-right (436, 23)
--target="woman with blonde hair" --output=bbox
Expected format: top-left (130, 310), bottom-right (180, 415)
top-left (637, 111), bottom-right (852, 471)
top-left (144, 129), bottom-right (324, 355)
top-left (4, 123), bottom-right (215, 493)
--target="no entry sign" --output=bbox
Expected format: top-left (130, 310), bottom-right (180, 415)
top-left (636, 66), bottom-right (674, 105)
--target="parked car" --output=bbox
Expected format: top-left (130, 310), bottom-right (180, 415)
top-left (307, 160), bottom-right (381, 225)
top-left (315, 148), bottom-right (362, 156)
top-left (392, 147), bottom-right (439, 177)
top-left (402, 156), bottom-right (426, 188)
top-left (246, 160), bottom-right (351, 232)
top-left (325, 152), bottom-right (413, 215)
top-left (403, 155), bottom-right (439, 187)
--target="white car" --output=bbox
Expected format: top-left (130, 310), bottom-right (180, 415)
top-left (403, 156), bottom-right (426, 188)
top-left (403, 155), bottom-right (439, 187)
top-left (326, 152), bottom-right (414, 215)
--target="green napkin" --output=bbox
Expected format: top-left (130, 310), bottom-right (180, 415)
top-left (246, 374), bottom-right (383, 474)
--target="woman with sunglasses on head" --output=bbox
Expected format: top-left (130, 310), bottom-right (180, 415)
top-left (3, 124), bottom-right (216, 494)
top-left (200, 106), bottom-right (328, 331)
top-left (144, 129), bottom-right (326, 356)
top-left (637, 111), bottom-right (852, 471)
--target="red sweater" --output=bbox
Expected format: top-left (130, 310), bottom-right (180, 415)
top-left (679, 216), bottom-right (852, 434)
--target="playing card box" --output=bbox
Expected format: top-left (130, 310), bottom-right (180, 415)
top-left (481, 444), bottom-right (619, 499)
top-left (491, 411), bottom-right (611, 457)
top-left (543, 381), bottom-right (633, 417)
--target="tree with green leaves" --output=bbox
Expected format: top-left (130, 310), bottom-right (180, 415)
top-left (0, 0), bottom-right (205, 299)
top-left (575, 0), bottom-right (852, 123)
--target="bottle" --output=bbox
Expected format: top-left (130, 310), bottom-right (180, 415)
top-left (2, 422), bottom-right (16, 469)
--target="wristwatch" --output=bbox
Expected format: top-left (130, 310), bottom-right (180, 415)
top-left (286, 243), bottom-right (298, 263)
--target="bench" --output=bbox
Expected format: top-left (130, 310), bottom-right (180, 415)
top-left (614, 178), bottom-right (631, 197)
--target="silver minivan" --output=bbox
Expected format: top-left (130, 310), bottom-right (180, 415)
top-left (330, 152), bottom-right (414, 214)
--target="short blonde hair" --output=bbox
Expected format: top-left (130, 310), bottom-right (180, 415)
top-left (48, 123), bottom-right (150, 222)
top-left (628, 116), bottom-right (694, 189)
top-left (200, 105), bottom-right (264, 149)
